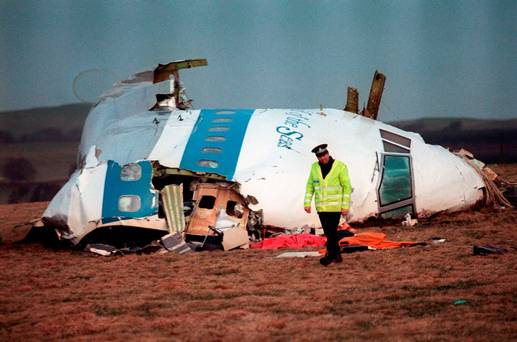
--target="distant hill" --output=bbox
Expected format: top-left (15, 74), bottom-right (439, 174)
top-left (389, 118), bottom-right (517, 163)
top-left (0, 104), bottom-right (91, 203)
top-left (0, 103), bottom-right (91, 143)
top-left (0, 104), bottom-right (515, 203)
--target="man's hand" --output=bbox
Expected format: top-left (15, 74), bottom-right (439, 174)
top-left (304, 206), bottom-right (311, 214)
top-left (341, 209), bottom-right (349, 217)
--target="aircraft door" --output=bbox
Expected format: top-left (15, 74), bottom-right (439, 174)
top-left (377, 129), bottom-right (415, 218)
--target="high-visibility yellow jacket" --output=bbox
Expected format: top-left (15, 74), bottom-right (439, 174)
top-left (304, 160), bottom-right (352, 212)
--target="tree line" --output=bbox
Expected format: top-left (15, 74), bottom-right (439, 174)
top-left (0, 128), bottom-right (82, 143)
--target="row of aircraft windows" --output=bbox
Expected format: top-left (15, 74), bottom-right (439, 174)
top-left (196, 113), bottom-right (235, 169)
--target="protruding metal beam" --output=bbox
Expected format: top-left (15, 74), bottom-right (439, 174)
top-left (344, 86), bottom-right (359, 113)
top-left (153, 59), bottom-right (208, 83)
top-left (363, 70), bottom-right (386, 120)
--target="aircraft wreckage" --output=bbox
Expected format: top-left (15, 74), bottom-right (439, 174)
top-left (41, 59), bottom-right (502, 246)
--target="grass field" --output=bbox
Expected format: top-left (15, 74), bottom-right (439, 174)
top-left (0, 165), bottom-right (515, 341)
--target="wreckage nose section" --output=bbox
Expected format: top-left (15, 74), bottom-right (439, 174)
top-left (412, 143), bottom-right (485, 216)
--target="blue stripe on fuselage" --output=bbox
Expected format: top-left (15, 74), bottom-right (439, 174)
top-left (179, 109), bottom-right (255, 180)
top-left (101, 160), bottom-right (158, 223)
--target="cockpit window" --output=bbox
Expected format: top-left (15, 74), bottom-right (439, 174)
top-left (378, 155), bottom-right (412, 207)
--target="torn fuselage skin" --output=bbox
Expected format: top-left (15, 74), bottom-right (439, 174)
top-left (44, 158), bottom-right (256, 246)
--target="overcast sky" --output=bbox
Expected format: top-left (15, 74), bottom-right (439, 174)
top-left (1, 0), bottom-right (516, 121)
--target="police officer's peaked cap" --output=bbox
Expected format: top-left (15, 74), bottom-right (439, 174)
top-left (311, 144), bottom-right (328, 156)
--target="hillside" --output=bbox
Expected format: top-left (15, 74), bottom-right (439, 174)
top-left (390, 118), bottom-right (517, 163)
top-left (0, 103), bottom-right (90, 142)
top-left (0, 105), bottom-right (516, 204)
top-left (0, 104), bottom-right (90, 203)
top-left (0, 164), bottom-right (515, 340)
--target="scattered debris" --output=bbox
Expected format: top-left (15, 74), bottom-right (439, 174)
top-left (221, 227), bottom-right (249, 251)
top-left (402, 213), bottom-right (418, 226)
top-left (502, 182), bottom-right (517, 206)
top-left (454, 149), bottom-right (513, 209)
top-left (85, 243), bottom-right (118, 256)
top-left (276, 251), bottom-right (321, 258)
top-left (341, 245), bottom-right (371, 253)
top-left (247, 209), bottom-right (264, 241)
top-left (429, 237), bottom-right (446, 244)
top-left (135, 242), bottom-right (163, 254)
top-left (161, 233), bottom-right (191, 254)
top-left (473, 245), bottom-right (508, 256)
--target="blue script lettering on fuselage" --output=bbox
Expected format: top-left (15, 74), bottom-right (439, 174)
top-left (275, 110), bottom-right (312, 149)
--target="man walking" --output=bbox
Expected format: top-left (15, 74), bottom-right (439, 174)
top-left (304, 144), bottom-right (352, 266)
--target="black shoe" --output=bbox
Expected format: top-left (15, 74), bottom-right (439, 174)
top-left (319, 255), bottom-right (332, 266)
top-left (334, 253), bottom-right (343, 263)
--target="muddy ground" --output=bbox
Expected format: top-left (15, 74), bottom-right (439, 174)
top-left (0, 165), bottom-right (516, 341)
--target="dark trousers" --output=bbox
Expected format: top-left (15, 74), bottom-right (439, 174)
top-left (318, 212), bottom-right (341, 258)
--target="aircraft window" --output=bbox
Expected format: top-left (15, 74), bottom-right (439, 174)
top-left (380, 129), bottom-right (411, 148)
top-left (380, 205), bottom-right (414, 219)
top-left (199, 195), bottom-right (216, 209)
top-left (208, 126), bottom-right (230, 132)
top-left (205, 136), bottom-right (226, 142)
top-left (202, 147), bottom-right (222, 153)
top-left (198, 160), bottom-right (219, 168)
top-left (212, 118), bottom-right (233, 123)
top-left (118, 195), bottom-right (141, 212)
top-left (226, 200), bottom-right (244, 218)
top-left (216, 110), bottom-right (235, 115)
top-left (120, 163), bottom-right (142, 181)
top-left (226, 201), bottom-right (237, 216)
top-left (383, 141), bottom-right (410, 153)
top-left (378, 155), bottom-right (412, 206)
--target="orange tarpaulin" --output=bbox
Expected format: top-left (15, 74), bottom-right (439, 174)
top-left (251, 230), bottom-right (422, 251)
top-left (339, 231), bottom-right (421, 249)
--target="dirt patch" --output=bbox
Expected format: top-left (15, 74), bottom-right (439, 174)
top-left (1, 169), bottom-right (516, 340)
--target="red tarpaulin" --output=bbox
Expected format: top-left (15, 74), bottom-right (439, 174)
top-left (250, 234), bottom-right (326, 249)
top-left (251, 231), bottom-right (421, 250)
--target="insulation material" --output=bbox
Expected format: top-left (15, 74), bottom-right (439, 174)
top-left (161, 184), bottom-right (186, 234)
